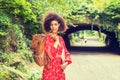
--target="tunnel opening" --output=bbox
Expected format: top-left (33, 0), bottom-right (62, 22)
top-left (69, 30), bottom-right (106, 47)
top-left (62, 23), bottom-right (119, 53)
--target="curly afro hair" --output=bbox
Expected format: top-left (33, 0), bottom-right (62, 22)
top-left (42, 11), bottom-right (68, 33)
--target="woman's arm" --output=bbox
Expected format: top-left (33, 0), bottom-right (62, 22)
top-left (61, 37), bottom-right (72, 64)
top-left (60, 37), bottom-right (72, 70)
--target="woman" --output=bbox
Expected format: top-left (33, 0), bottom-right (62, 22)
top-left (42, 12), bottom-right (72, 80)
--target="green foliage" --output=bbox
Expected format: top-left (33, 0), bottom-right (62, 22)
top-left (0, 0), bottom-right (39, 38)
top-left (0, 11), bottom-right (17, 52)
top-left (0, 10), bottom-right (12, 26)
top-left (15, 63), bottom-right (27, 73)
top-left (28, 73), bottom-right (41, 80)
top-left (0, 52), bottom-right (42, 80)
top-left (13, 25), bottom-right (26, 51)
top-left (0, 0), bottom-right (36, 22)
top-left (0, 65), bottom-right (26, 80)
top-left (103, 1), bottom-right (120, 26)
top-left (9, 72), bottom-right (21, 80)
top-left (24, 20), bottom-right (43, 39)
top-left (0, 10), bottom-right (11, 36)
top-left (12, 24), bottom-right (34, 62)
top-left (0, 52), bottom-right (14, 66)
top-left (0, 25), bottom-right (18, 52)
top-left (0, 67), bottom-right (11, 80)
top-left (69, 31), bottom-right (83, 45)
top-left (1, 0), bottom-right (119, 39)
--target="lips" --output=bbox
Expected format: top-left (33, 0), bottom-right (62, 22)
top-left (52, 28), bottom-right (57, 31)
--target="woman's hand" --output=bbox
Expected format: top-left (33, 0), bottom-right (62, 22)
top-left (61, 62), bottom-right (68, 70)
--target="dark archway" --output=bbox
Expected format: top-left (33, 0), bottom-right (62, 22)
top-left (62, 23), bottom-right (119, 52)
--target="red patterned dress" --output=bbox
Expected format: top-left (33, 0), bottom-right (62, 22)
top-left (42, 34), bottom-right (72, 80)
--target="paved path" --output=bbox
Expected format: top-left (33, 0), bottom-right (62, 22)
top-left (65, 52), bottom-right (120, 80)
top-left (72, 37), bottom-right (105, 47)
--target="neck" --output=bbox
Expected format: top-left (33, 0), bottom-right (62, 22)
top-left (51, 32), bottom-right (57, 35)
top-left (49, 32), bottom-right (58, 41)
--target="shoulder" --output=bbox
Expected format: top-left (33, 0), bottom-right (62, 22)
top-left (45, 33), bottom-right (54, 42)
top-left (44, 34), bottom-right (50, 40)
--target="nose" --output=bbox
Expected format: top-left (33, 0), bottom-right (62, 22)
top-left (51, 25), bottom-right (56, 29)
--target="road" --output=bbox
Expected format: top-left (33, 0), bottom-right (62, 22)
top-left (64, 37), bottom-right (120, 80)
top-left (65, 52), bottom-right (120, 80)
top-left (71, 37), bottom-right (105, 47)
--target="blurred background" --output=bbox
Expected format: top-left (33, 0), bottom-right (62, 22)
top-left (0, 0), bottom-right (120, 80)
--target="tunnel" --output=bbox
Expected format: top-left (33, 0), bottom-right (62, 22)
top-left (62, 23), bottom-right (119, 52)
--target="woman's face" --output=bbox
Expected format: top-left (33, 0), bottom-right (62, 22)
top-left (50, 20), bottom-right (60, 34)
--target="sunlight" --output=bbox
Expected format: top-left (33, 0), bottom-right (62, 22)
top-left (69, 30), bottom-right (106, 47)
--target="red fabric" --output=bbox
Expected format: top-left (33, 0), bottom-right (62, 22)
top-left (42, 34), bottom-right (72, 80)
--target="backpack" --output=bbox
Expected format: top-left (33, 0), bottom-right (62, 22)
top-left (30, 34), bottom-right (49, 66)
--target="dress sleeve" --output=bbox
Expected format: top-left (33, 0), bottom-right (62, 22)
top-left (61, 37), bottom-right (72, 64)
top-left (45, 36), bottom-right (54, 60)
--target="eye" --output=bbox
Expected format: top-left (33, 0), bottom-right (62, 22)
top-left (50, 24), bottom-right (53, 26)
top-left (55, 23), bottom-right (58, 26)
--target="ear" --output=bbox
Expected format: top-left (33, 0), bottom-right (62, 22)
top-left (58, 23), bottom-right (60, 27)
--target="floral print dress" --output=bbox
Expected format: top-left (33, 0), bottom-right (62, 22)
top-left (42, 34), bottom-right (72, 80)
